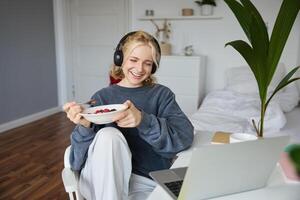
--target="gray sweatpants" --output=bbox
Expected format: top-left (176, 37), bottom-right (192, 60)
top-left (79, 127), bottom-right (156, 200)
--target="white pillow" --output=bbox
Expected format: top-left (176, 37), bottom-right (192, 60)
top-left (225, 63), bottom-right (286, 95)
top-left (225, 63), bottom-right (300, 112)
top-left (225, 66), bottom-right (257, 94)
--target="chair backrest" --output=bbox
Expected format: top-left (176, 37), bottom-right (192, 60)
top-left (62, 145), bottom-right (85, 200)
top-left (64, 145), bottom-right (71, 168)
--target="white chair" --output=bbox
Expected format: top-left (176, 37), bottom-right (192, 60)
top-left (61, 145), bottom-right (84, 200)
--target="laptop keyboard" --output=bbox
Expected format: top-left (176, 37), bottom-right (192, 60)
top-left (164, 180), bottom-right (183, 197)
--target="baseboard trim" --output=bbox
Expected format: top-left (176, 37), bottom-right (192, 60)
top-left (0, 107), bottom-right (62, 133)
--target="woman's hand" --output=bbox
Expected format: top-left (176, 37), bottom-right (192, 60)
top-left (113, 100), bottom-right (142, 128)
top-left (63, 102), bottom-right (91, 128)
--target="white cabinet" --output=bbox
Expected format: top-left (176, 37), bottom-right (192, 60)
top-left (155, 55), bottom-right (206, 116)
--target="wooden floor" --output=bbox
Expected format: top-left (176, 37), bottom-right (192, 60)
top-left (0, 112), bottom-right (75, 199)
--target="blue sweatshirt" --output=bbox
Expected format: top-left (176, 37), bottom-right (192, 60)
top-left (70, 84), bottom-right (194, 178)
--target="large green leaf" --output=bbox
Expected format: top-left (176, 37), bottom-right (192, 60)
top-left (240, 0), bottom-right (269, 97)
top-left (224, 0), bottom-right (270, 101)
top-left (274, 66), bottom-right (300, 91)
top-left (225, 40), bottom-right (254, 70)
top-left (265, 77), bottom-right (300, 111)
top-left (265, 66), bottom-right (300, 110)
top-left (224, 0), bottom-right (252, 42)
top-left (225, 40), bottom-right (267, 99)
top-left (241, 0), bottom-right (269, 58)
top-left (267, 0), bottom-right (300, 85)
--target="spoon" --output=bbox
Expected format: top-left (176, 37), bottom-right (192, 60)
top-left (79, 99), bottom-right (96, 106)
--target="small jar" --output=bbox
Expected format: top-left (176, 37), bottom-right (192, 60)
top-left (145, 9), bottom-right (154, 16)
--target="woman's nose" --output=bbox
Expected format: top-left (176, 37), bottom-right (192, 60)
top-left (136, 62), bottom-right (143, 71)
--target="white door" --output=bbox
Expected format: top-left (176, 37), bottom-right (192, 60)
top-left (69, 0), bottom-right (129, 102)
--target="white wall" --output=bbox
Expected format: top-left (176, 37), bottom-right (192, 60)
top-left (297, 25), bottom-right (300, 92)
top-left (131, 0), bottom-right (300, 93)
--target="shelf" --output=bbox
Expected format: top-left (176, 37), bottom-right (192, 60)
top-left (138, 15), bottom-right (222, 20)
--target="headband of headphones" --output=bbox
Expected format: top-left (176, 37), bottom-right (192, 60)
top-left (113, 31), bottom-right (161, 74)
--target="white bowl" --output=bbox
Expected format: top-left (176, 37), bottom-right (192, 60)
top-left (80, 104), bottom-right (127, 124)
top-left (230, 133), bottom-right (258, 143)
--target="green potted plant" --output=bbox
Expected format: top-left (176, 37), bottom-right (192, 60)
top-left (287, 144), bottom-right (300, 177)
top-left (195, 0), bottom-right (217, 16)
top-left (224, 0), bottom-right (300, 138)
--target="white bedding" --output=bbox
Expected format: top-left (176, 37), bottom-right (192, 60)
top-left (280, 106), bottom-right (300, 143)
top-left (190, 90), bottom-right (287, 136)
top-left (190, 64), bottom-right (300, 138)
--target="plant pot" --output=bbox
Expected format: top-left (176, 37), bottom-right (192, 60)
top-left (160, 42), bottom-right (172, 55)
top-left (201, 5), bottom-right (214, 16)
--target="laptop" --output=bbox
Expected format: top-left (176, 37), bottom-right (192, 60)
top-left (150, 136), bottom-right (289, 200)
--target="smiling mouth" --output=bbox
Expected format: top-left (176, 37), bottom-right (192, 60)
top-left (130, 71), bottom-right (144, 79)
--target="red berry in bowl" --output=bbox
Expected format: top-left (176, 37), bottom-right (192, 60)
top-left (93, 107), bottom-right (117, 114)
top-left (94, 109), bottom-right (102, 114)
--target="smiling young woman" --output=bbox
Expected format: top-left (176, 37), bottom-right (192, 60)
top-left (110, 31), bottom-right (160, 87)
top-left (118, 45), bottom-right (153, 87)
top-left (63, 31), bottom-right (194, 200)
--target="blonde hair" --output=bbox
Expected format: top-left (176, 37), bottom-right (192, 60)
top-left (110, 31), bottom-right (161, 86)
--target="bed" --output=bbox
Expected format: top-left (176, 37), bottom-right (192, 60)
top-left (189, 63), bottom-right (300, 143)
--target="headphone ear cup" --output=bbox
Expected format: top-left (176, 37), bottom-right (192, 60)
top-left (151, 63), bottom-right (157, 74)
top-left (114, 50), bottom-right (123, 66)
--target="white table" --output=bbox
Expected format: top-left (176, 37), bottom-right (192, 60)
top-left (147, 131), bottom-right (300, 200)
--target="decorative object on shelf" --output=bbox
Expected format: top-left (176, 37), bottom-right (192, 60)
top-left (145, 9), bottom-right (154, 16)
top-left (160, 43), bottom-right (172, 56)
top-left (184, 45), bottom-right (194, 56)
top-left (224, 0), bottom-right (300, 138)
top-left (151, 19), bottom-right (172, 55)
top-left (138, 15), bottom-right (222, 21)
top-left (182, 8), bottom-right (194, 16)
top-left (195, 0), bottom-right (216, 16)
